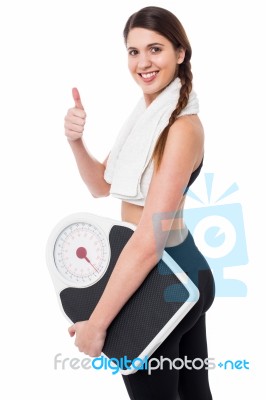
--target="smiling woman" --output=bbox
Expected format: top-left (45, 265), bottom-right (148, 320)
top-left (126, 29), bottom-right (185, 106)
top-left (64, 5), bottom-right (215, 400)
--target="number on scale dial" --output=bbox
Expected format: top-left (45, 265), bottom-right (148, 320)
top-left (53, 222), bottom-right (110, 287)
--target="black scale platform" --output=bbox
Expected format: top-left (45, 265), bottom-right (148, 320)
top-left (60, 225), bottom-right (190, 370)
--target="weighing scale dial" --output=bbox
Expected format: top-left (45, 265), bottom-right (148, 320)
top-left (53, 222), bottom-right (110, 287)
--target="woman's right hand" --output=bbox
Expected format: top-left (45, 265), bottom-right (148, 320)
top-left (64, 88), bottom-right (87, 141)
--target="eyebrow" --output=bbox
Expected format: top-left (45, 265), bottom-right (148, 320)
top-left (127, 42), bottom-right (165, 50)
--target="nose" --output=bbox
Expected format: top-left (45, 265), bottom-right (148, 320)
top-left (138, 52), bottom-right (152, 70)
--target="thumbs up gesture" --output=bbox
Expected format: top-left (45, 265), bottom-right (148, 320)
top-left (64, 88), bottom-right (87, 141)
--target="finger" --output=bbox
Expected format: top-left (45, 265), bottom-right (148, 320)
top-left (68, 324), bottom-right (76, 337)
top-left (64, 114), bottom-right (86, 126)
top-left (72, 87), bottom-right (84, 110)
top-left (65, 123), bottom-right (83, 136)
top-left (69, 108), bottom-right (86, 119)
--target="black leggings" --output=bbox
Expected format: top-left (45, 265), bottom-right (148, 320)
top-left (122, 231), bottom-right (215, 400)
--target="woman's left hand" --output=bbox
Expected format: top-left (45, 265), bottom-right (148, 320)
top-left (68, 320), bottom-right (107, 357)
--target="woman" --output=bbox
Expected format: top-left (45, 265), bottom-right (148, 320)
top-left (64, 6), bottom-right (215, 400)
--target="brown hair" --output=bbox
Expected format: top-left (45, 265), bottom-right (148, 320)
top-left (123, 6), bottom-right (193, 170)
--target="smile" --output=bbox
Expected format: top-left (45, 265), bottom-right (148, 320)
top-left (139, 71), bottom-right (159, 79)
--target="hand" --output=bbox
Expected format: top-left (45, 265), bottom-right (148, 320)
top-left (64, 88), bottom-right (87, 141)
top-left (68, 320), bottom-right (107, 357)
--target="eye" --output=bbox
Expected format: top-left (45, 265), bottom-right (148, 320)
top-left (150, 46), bottom-right (161, 54)
top-left (128, 49), bottom-right (138, 56)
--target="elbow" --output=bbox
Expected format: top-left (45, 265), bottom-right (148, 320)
top-left (89, 182), bottom-right (111, 198)
top-left (91, 189), bottom-right (110, 198)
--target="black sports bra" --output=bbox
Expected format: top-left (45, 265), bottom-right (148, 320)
top-left (183, 157), bottom-right (203, 195)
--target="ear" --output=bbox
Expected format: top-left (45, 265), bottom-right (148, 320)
top-left (176, 47), bottom-right (186, 64)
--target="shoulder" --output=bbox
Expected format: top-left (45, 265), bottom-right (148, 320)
top-left (142, 114), bottom-right (204, 217)
top-left (168, 114), bottom-right (204, 147)
top-left (161, 114), bottom-right (204, 168)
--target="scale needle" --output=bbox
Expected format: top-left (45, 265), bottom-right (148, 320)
top-left (76, 247), bottom-right (98, 272)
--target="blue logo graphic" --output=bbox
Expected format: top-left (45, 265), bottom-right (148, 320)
top-left (184, 173), bottom-right (248, 297)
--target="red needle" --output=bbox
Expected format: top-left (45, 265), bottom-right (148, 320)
top-left (76, 247), bottom-right (98, 272)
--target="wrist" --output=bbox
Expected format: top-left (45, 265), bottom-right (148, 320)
top-left (67, 137), bottom-right (85, 150)
top-left (89, 312), bottom-right (110, 331)
top-left (67, 137), bottom-right (82, 144)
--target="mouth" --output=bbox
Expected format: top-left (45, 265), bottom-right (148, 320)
top-left (138, 71), bottom-right (159, 82)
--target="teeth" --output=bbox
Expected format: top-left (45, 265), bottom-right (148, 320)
top-left (141, 72), bottom-right (157, 78)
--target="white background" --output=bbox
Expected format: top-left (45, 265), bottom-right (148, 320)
top-left (0, 0), bottom-right (265, 398)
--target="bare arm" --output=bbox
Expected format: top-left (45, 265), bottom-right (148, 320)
top-left (67, 138), bottom-right (110, 197)
top-left (64, 88), bottom-right (110, 198)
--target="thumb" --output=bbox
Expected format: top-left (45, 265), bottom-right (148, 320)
top-left (68, 324), bottom-right (76, 337)
top-left (72, 87), bottom-right (84, 110)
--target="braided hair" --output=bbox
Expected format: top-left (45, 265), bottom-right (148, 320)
top-left (123, 6), bottom-right (193, 170)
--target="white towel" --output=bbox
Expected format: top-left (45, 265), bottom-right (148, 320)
top-left (104, 77), bottom-right (199, 201)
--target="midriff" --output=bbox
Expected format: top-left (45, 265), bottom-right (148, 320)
top-left (121, 198), bottom-right (188, 247)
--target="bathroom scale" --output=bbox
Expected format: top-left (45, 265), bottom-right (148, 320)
top-left (46, 212), bottom-right (199, 375)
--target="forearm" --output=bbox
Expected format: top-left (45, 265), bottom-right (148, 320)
top-left (68, 138), bottom-right (110, 197)
top-left (89, 233), bottom-right (159, 330)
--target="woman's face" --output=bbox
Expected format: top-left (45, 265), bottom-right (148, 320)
top-left (126, 28), bottom-right (185, 106)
